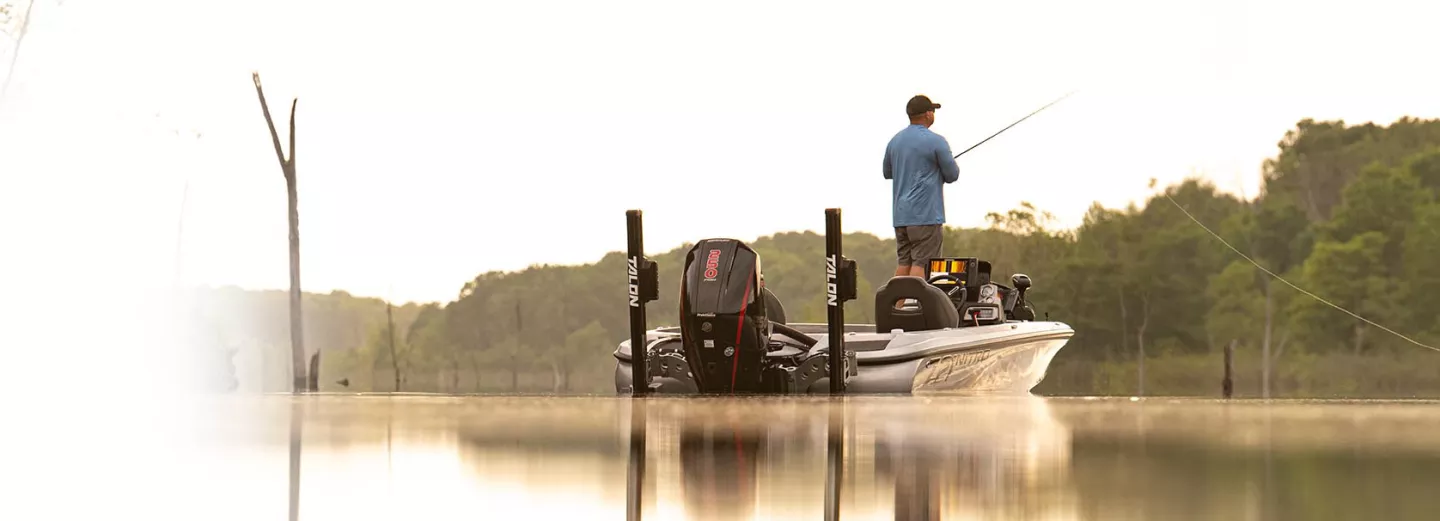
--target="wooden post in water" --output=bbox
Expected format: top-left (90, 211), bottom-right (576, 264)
top-left (307, 351), bottom-right (320, 392)
top-left (1222, 339), bottom-right (1235, 399)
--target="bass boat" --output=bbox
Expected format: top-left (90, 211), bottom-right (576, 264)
top-left (613, 208), bottom-right (1074, 394)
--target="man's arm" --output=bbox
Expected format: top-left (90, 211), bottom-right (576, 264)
top-left (935, 136), bottom-right (960, 183)
top-left (882, 143), bottom-right (893, 180)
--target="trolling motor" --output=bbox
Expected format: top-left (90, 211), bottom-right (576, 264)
top-left (1011, 273), bottom-right (1036, 321)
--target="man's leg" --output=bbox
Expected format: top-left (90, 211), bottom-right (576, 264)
top-left (894, 227), bottom-right (914, 277)
top-left (889, 225), bottom-right (944, 310)
top-left (908, 225), bottom-right (943, 277)
top-left (894, 227), bottom-right (916, 308)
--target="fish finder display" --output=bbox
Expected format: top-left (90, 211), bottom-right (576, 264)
top-left (928, 258), bottom-right (968, 278)
top-left (925, 257), bottom-right (979, 288)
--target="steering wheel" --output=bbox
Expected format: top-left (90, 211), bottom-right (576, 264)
top-left (925, 273), bottom-right (965, 298)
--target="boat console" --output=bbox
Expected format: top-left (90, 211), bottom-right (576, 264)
top-left (873, 257), bottom-right (1038, 332)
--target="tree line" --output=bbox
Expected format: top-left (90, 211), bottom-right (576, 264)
top-left (194, 116), bottom-right (1440, 397)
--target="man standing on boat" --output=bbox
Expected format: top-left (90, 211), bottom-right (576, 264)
top-left (883, 94), bottom-right (960, 282)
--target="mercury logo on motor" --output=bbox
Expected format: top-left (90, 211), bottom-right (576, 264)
top-left (704, 249), bottom-right (721, 281)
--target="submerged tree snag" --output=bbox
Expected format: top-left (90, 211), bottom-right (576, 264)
top-left (252, 71), bottom-right (310, 393)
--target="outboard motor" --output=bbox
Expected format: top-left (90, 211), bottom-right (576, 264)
top-left (678, 238), bottom-right (772, 393)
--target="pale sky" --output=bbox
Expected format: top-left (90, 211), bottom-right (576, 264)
top-left (3, 0), bottom-right (1438, 306)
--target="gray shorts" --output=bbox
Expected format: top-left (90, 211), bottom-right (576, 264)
top-left (895, 225), bottom-right (943, 266)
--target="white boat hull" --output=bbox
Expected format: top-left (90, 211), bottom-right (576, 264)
top-left (614, 321), bottom-right (1074, 394)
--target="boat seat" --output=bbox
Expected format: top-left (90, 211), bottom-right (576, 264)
top-left (762, 287), bottom-right (786, 324)
top-left (873, 276), bottom-right (960, 333)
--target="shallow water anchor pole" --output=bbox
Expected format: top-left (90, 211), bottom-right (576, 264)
top-left (825, 208), bottom-right (858, 394)
top-left (627, 210), bottom-right (659, 395)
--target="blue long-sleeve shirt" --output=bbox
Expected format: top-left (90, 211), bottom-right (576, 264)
top-left (883, 124), bottom-right (960, 227)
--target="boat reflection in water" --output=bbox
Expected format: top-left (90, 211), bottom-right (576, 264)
top-left (259, 395), bottom-right (1440, 520)
top-left (263, 395), bottom-right (1073, 521)
top-left (622, 396), bottom-right (1074, 521)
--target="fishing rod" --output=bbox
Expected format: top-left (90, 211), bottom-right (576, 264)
top-left (954, 90), bottom-right (1077, 158)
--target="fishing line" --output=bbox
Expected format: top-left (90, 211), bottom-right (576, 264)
top-left (949, 86), bottom-right (1433, 352)
top-left (1160, 191), bottom-right (1440, 354)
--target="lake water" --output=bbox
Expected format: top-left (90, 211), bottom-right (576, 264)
top-left (11, 394), bottom-right (1440, 520)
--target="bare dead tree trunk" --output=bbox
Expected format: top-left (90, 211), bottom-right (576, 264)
top-left (1237, 197), bottom-right (1280, 400)
top-left (1262, 278), bottom-right (1273, 399)
top-left (1303, 172), bottom-right (1323, 222)
top-left (469, 351), bottom-right (483, 393)
top-left (253, 71), bottom-right (308, 393)
top-left (1136, 292), bottom-right (1151, 397)
top-left (557, 300), bottom-right (567, 393)
top-left (471, 324), bottom-right (484, 392)
top-left (386, 300), bottom-right (400, 391)
top-left (450, 353), bottom-right (460, 391)
top-left (512, 298), bottom-right (521, 391)
top-left (1275, 329), bottom-right (1291, 360)
top-left (288, 166), bottom-right (306, 391)
top-left (1268, 328), bottom-right (1291, 395)
top-left (1118, 290), bottom-right (1129, 363)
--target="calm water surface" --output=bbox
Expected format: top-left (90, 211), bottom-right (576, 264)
top-left (61, 394), bottom-right (1440, 520)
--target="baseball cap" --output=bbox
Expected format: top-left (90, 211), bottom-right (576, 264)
top-left (906, 95), bottom-right (941, 116)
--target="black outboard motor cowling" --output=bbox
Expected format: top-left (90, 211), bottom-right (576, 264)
top-left (679, 239), bottom-right (771, 393)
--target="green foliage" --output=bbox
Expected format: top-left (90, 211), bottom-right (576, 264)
top-left (1262, 117), bottom-right (1440, 224)
top-left (1320, 163), bottom-right (1425, 273)
top-left (1401, 201), bottom-right (1440, 339)
top-left (1205, 260), bottom-right (1265, 349)
top-left (1289, 232), bottom-right (1398, 354)
top-left (1405, 148), bottom-right (1440, 192)
top-left (198, 117), bottom-right (1440, 396)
